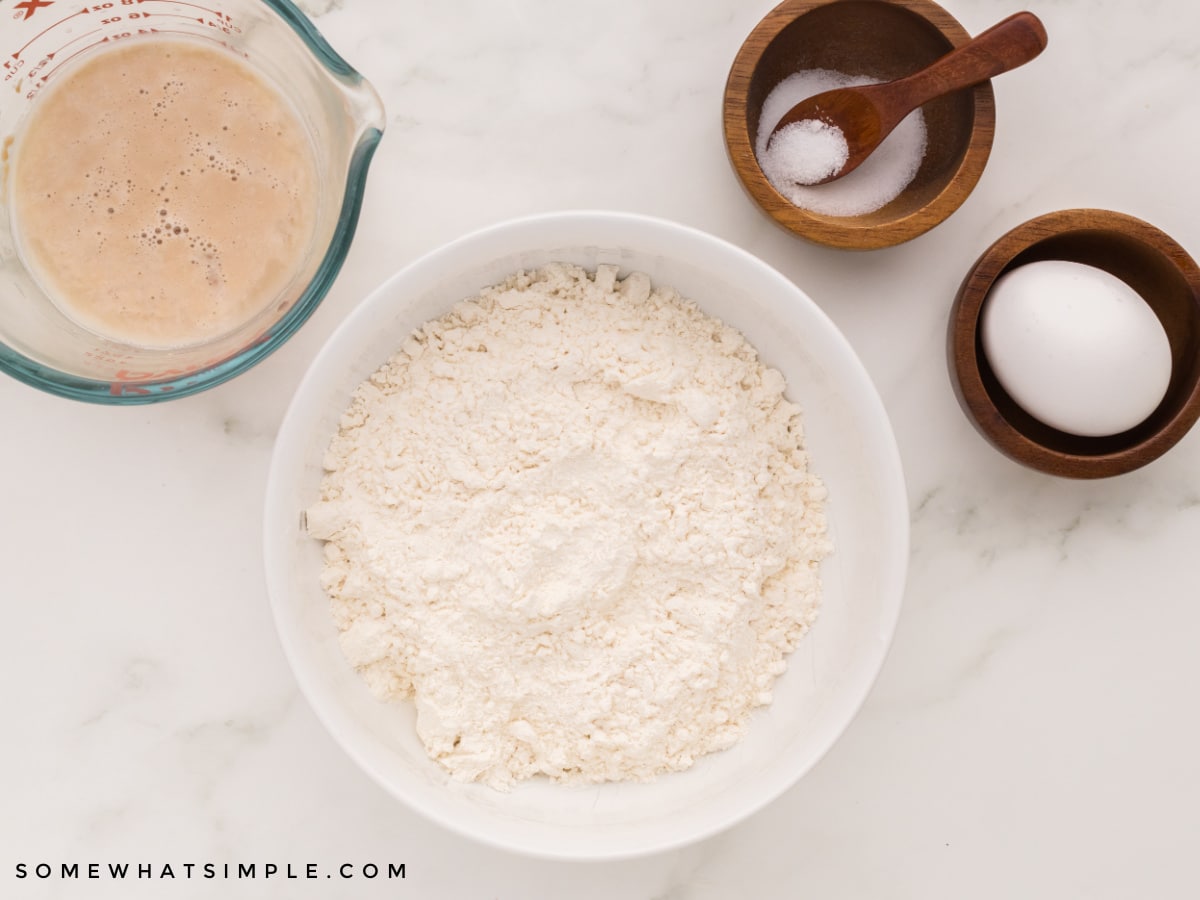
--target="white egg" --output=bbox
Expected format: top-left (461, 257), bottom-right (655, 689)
top-left (980, 260), bottom-right (1173, 437)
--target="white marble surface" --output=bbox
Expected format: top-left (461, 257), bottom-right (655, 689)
top-left (3, 0), bottom-right (1200, 896)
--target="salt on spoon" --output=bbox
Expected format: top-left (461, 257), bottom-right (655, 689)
top-left (769, 118), bottom-right (850, 186)
top-left (756, 70), bottom-right (928, 217)
top-left (769, 11), bottom-right (1048, 186)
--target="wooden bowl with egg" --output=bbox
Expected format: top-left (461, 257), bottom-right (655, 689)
top-left (723, 0), bottom-right (996, 250)
top-left (949, 208), bottom-right (1200, 478)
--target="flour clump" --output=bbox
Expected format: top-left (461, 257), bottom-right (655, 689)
top-left (307, 263), bottom-right (832, 788)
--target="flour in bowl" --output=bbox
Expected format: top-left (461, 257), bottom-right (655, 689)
top-left (306, 263), bottom-right (832, 788)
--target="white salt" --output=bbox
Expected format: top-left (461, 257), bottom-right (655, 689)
top-left (766, 119), bottom-right (849, 185)
top-left (755, 69), bottom-right (928, 217)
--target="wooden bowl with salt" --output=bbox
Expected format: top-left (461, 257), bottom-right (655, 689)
top-left (723, 0), bottom-right (996, 250)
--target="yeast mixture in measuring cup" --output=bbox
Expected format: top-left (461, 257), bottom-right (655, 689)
top-left (9, 36), bottom-right (319, 349)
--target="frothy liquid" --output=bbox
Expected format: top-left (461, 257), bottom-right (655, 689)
top-left (11, 38), bottom-right (319, 349)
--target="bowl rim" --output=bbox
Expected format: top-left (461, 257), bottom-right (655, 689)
top-left (264, 209), bottom-right (910, 860)
top-left (722, 0), bottom-right (997, 250)
top-left (948, 207), bottom-right (1200, 478)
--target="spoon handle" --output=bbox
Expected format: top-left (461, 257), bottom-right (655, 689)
top-left (885, 11), bottom-right (1048, 115)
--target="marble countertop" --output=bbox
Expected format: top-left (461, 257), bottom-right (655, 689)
top-left (3, 0), bottom-right (1199, 897)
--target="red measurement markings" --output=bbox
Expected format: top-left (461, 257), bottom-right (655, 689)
top-left (130, 12), bottom-right (237, 33)
top-left (97, 10), bottom-right (152, 23)
top-left (28, 24), bottom-right (156, 89)
top-left (109, 332), bottom-right (269, 392)
top-left (13, 0), bottom-right (55, 21)
top-left (31, 39), bottom-right (102, 82)
top-left (144, 27), bottom-right (243, 53)
top-left (11, 7), bottom-right (87, 59)
top-left (35, 26), bottom-right (242, 90)
top-left (165, 1), bottom-right (231, 19)
top-left (41, 26), bottom-right (100, 58)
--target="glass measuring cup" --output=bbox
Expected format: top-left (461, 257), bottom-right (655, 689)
top-left (0, 0), bottom-right (385, 403)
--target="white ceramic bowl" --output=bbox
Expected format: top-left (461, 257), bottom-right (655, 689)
top-left (264, 211), bottom-right (908, 860)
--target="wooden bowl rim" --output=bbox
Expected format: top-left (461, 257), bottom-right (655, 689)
top-left (949, 208), bottom-right (1200, 478)
top-left (722, 0), bottom-right (997, 251)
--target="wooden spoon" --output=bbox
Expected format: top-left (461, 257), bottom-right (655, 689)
top-left (768, 11), bottom-right (1048, 185)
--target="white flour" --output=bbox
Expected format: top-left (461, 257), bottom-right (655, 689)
top-left (307, 263), bottom-right (832, 788)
